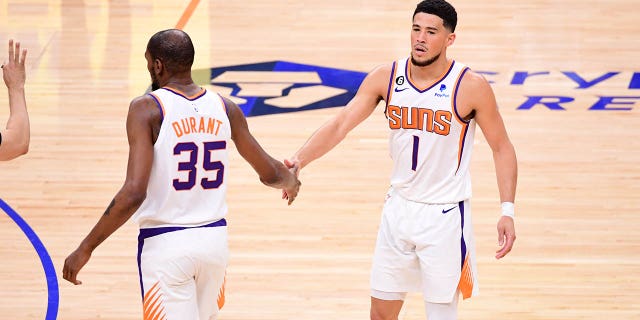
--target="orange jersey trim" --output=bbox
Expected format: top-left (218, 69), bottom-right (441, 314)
top-left (406, 59), bottom-right (454, 92)
top-left (143, 282), bottom-right (167, 320)
top-left (451, 67), bottom-right (471, 172)
top-left (162, 86), bottom-right (206, 100)
top-left (458, 253), bottom-right (474, 299)
top-left (217, 273), bottom-right (227, 310)
top-left (385, 61), bottom-right (399, 118)
top-left (148, 92), bottom-right (166, 119)
top-left (216, 94), bottom-right (228, 114)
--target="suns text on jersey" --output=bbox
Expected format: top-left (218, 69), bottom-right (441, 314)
top-left (172, 116), bottom-right (224, 138)
top-left (386, 105), bottom-right (452, 136)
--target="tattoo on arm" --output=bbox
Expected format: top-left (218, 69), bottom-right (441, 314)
top-left (103, 199), bottom-right (115, 216)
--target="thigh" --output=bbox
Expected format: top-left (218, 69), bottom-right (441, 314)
top-left (193, 227), bottom-right (228, 320)
top-left (370, 191), bottom-right (421, 293)
top-left (140, 230), bottom-right (201, 319)
top-left (414, 202), bottom-right (463, 303)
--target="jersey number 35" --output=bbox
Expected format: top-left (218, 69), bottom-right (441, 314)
top-left (172, 141), bottom-right (226, 191)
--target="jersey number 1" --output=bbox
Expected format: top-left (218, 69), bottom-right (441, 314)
top-left (173, 141), bottom-right (226, 190)
top-left (411, 135), bottom-right (419, 171)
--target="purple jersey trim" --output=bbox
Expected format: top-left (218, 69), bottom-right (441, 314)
top-left (147, 93), bottom-right (164, 123)
top-left (384, 61), bottom-right (398, 118)
top-left (405, 60), bottom-right (456, 93)
top-left (218, 93), bottom-right (230, 118)
top-left (458, 201), bottom-right (466, 269)
top-left (456, 124), bottom-right (470, 174)
top-left (162, 87), bottom-right (207, 101)
top-left (453, 67), bottom-right (471, 124)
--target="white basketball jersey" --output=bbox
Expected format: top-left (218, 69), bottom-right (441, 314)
top-left (385, 58), bottom-right (475, 203)
top-left (133, 87), bottom-right (231, 228)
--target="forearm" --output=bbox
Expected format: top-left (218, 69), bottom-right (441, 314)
top-left (294, 118), bottom-right (347, 169)
top-left (493, 143), bottom-right (518, 203)
top-left (78, 189), bottom-right (145, 252)
top-left (1, 87), bottom-right (29, 153)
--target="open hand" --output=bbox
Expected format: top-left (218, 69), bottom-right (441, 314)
top-left (2, 39), bottom-right (27, 90)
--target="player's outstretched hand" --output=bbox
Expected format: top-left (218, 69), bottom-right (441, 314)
top-left (2, 39), bottom-right (27, 90)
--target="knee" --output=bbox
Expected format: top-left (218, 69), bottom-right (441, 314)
top-left (370, 308), bottom-right (396, 320)
top-left (370, 291), bottom-right (404, 320)
top-left (370, 303), bottom-right (400, 320)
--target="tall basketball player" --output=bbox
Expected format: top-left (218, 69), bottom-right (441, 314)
top-left (63, 29), bottom-right (301, 320)
top-left (0, 39), bottom-right (29, 161)
top-left (284, 1), bottom-right (517, 319)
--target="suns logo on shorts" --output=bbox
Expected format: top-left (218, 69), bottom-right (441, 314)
top-left (195, 61), bottom-right (366, 117)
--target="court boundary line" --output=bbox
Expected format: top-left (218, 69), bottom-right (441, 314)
top-left (0, 198), bottom-right (59, 320)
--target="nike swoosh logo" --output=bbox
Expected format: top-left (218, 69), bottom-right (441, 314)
top-left (394, 87), bottom-right (408, 92)
top-left (442, 206), bottom-right (457, 214)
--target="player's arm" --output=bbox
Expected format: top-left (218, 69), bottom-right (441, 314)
top-left (224, 97), bottom-right (301, 204)
top-left (289, 64), bottom-right (391, 169)
top-left (460, 70), bottom-right (518, 259)
top-left (0, 40), bottom-right (29, 161)
top-left (63, 95), bottom-right (158, 285)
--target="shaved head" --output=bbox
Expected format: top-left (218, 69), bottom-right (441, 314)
top-left (146, 29), bottom-right (195, 74)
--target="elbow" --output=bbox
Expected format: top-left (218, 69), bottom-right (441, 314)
top-left (121, 185), bottom-right (147, 209)
top-left (17, 141), bottom-right (29, 156)
top-left (12, 135), bottom-right (30, 158)
top-left (493, 140), bottom-right (515, 156)
top-left (128, 190), bottom-right (147, 208)
top-left (0, 144), bottom-right (29, 161)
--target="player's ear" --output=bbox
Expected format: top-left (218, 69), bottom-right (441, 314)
top-left (447, 32), bottom-right (456, 47)
top-left (153, 58), bottom-right (163, 75)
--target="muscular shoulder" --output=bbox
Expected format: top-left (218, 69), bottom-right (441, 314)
top-left (126, 94), bottom-right (163, 134)
top-left (457, 69), bottom-right (497, 115)
top-left (129, 94), bottom-right (158, 110)
top-left (368, 63), bottom-right (394, 84)
top-left (360, 63), bottom-right (394, 100)
top-left (218, 95), bottom-right (247, 140)
top-left (128, 95), bottom-right (162, 118)
top-left (459, 69), bottom-right (492, 93)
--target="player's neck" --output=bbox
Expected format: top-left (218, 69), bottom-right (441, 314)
top-left (163, 75), bottom-right (200, 96)
top-left (409, 57), bottom-right (452, 84)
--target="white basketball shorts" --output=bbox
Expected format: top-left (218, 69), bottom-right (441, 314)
top-left (137, 219), bottom-right (228, 320)
top-left (370, 189), bottom-right (478, 303)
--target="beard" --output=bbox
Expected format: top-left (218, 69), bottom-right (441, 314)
top-left (150, 72), bottom-right (160, 91)
top-left (411, 52), bottom-right (440, 67)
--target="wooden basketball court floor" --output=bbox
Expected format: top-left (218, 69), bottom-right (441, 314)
top-left (0, 0), bottom-right (638, 319)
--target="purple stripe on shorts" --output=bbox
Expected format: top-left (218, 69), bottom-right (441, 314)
top-left (458, 201), bottom-right (466, 269)
top-left (136, 218), bottom-right (227, 300)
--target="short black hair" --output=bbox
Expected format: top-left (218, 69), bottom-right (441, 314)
top-left (146, 29), bottom-right (195, 73)
top-left (413, 0), bottom-right (458, 32)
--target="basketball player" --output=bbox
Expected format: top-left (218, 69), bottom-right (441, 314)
top-left (284, 1), bottom-right (517, 319)
top-left (63, 29), bottom-right (301, 320)
top-left (0, 39), bottom-right (29, 161)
